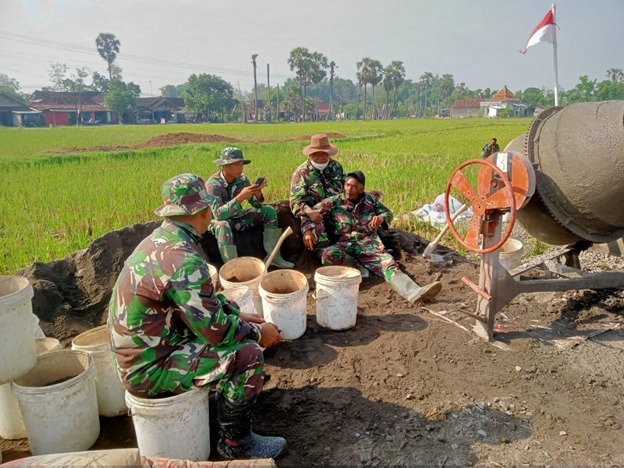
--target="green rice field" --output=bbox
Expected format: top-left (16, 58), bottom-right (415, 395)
top-left (0, 118), bottom-right (532, 275)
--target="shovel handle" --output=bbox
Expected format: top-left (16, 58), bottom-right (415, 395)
top-left (423, 203), bottom-right (469, 257)
top-left (264, 226), bottom-right (293, 268)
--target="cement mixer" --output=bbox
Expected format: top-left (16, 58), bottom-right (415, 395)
top-left (443, 101), bottom-right (624, 343)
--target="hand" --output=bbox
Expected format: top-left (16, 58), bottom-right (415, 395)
top-left (255, 178), bottom-right (268, 191)
top-left (240, 312), bottom-right (264, 324)
top-left (303, 230), bottom-right (315, 250)
top-left (370, 190), bottom-right (383, 199)
top-left (236, 185), bottom-right (260, 203)
top-left (370, 215), bottom-right (384, 229)
top-left (307, 209), bottom-right (323, 224)
top-left (259, 322), bottom-right (283, 348)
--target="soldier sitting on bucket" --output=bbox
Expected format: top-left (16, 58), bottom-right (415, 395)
top-left (311, 170), bottom-right (442, 303)
top-left (108, 173), bottom-right (287, 460)
top-left (205, 146), bottom-right (294, 268)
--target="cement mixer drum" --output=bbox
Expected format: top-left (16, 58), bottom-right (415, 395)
top-left (505, 101), bottom-right (624, 245)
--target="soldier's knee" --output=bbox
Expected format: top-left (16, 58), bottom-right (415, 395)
top-left (237, 340), bottom-right (265, 369)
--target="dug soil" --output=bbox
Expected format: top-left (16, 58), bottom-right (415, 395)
top-left (2, 214), bottom-right (623, 466)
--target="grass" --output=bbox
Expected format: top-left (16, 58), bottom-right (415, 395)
top-left (0, 118), bottom-right (532, 275)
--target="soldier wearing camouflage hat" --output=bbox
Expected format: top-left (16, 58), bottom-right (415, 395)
top-left (108, 173), bottom-right (287, 460)
top-left (312, 171), bottom-right (442, 303)
top-left (205, 147), bottom-right (294, 268)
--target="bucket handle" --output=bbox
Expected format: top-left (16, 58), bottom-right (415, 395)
top-left (312, 287), bottom-right (341, 300)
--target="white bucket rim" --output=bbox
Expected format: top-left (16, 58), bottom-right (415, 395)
top-left (219, 257), bottom-right (267, 284)
top-left (501, 238), bottom-right (524, 253)
top-left (12, 350), bottom-right (95, 396)
top-left (71, 324), bottom-right (110, 351)
top-left (35, 337), bottom-right (62, 355)
top-left (0, 275), bottom-right (33, 306)
top-left (259, 270), bottom-right (309, 300)
top-left (220, 285), bottom-right (251, 300)
top-left (314, 266), bottom-right (362, 285)
top-left (125, 387), bottom-right (209, 408)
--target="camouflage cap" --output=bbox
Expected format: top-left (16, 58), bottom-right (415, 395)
top-left (213, 147), bottom-right (251, 166)
top-left (154, 173), bottom-right (217, 217)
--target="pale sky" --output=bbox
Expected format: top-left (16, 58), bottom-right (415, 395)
top-left (1, 0), bottom-right (623, 97)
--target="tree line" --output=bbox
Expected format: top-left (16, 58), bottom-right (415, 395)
top-left (2, 33), bottom-right (624, 123)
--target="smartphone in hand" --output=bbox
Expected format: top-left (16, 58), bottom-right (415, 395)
top-left (254, 177), bottom-right (266, 186)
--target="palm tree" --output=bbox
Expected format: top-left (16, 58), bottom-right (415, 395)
top-left (95, 33), bottom-right (121, 81)
top-left (382, 61), bottom-right (405, 117)
top-left (606, 68), bottom-right (624, 83)
top-left (287, 47), bottom-right (313, 120)
top-left (309, 52), bottom-right (328, 119)
top-left (356, 58), bottom-right (383, 119)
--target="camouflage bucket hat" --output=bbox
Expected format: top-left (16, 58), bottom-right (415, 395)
top-left (154, 173), bottom-right (216, 217)
top-left (213, 147), bottom-right (251, 166)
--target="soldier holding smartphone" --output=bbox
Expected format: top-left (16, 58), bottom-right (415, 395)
top-left (204, 147), bottom-right (294, 268)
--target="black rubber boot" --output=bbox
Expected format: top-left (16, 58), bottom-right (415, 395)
top-left (216, 396), bottom-right (287, 460)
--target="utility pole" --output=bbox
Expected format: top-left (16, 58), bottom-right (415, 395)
top-left (251, 54), bottom-right (259, 122)
top-left (329, 61), bottom-right (336, 121)
top-left (276, 84), bottom-right (280, 123)
top-left (266, 63), bottom-right (271, 123)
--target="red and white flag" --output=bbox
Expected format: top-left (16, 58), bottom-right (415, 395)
top-left (520, 8), bottom-right (556, 54)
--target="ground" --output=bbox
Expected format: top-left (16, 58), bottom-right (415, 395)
top-left (2, 133), bottom-right (623, 465)
top-left (2, 223), bottom-right (623, 466)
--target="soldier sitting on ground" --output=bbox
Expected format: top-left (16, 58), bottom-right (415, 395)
top-left (309, 170), bottom-right (442, 302)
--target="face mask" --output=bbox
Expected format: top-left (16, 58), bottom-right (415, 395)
top-left (311, 160), bottom-right (329, 171)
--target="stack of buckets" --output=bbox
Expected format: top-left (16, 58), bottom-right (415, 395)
top-left (0, 275), bottom-right (128, 457)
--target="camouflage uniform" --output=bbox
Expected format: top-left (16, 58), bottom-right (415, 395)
top-left (108, 174), bottom-right (265, 404)
top-left (289, 159), bottom-right (345, 246)
top-left (481, 141), bottom-right (500, 158)
top-left (313, 192), bottom-right (399, 282)
top-left (205, 171), bottom-right (277, 249)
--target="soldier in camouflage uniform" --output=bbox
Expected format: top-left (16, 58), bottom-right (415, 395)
top-left (107, 173), bottom-right (287, 460)
top-left (206, 147), bottom-right (293, 268)
top-left (312, 171), bottom-right (442, 303)
top-left (290, 134), bottom-right (345, 251)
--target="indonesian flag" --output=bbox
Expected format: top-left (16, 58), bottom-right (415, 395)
top-left (520, 8), bottom-right (556, 54)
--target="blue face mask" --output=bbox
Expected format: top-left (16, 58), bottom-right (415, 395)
top-left (311, 160), bottom-right (329, 171)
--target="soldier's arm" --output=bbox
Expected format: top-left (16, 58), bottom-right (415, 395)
top-left (313, 195), bottom-right (336, 216)
top-left (289, 169), bottom-right (310, 217)
top-left (166, 255), bottom-right (260, 346)
top-left (375, 197), bottom-right (394, 226)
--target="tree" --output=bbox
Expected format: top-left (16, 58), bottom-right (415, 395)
top-left (382, 61), bottom-right (405, 116)
top-left (287, 47), bottom-right (313, 121)
top-left (182, 73), bottom-right (234, 122)
top-left (105, 81), bottom-right (136, 124)
top-left (96, 33), bottom-right (121, 81)
top-left (0, 73), bottom-right (23, 101)
top-left (356, 57), bottom-right (383, 119)
top-left (418, 72), bottom-right (434, 117)
top-left (606, 68), bottom-right (624, 83)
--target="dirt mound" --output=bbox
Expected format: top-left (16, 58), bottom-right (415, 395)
top-left (3, 206), bottom-right (624, 465)
top-left (44, 132), bottom-right (347, 154)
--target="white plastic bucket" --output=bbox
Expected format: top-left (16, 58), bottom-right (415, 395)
top-left (259, 270), bottom-right (309, 340)
top-left (219, 257), bottom-right (267, 317)
top-left (314, 266), bottom-right (362, 330)
top-left (71, 325), bottom-right (127, 417)
top-left (221, 285), bottom-right (258, 316)
top-left (0, 276), bottom-right (37, 385)
top-left (0, 338), bottom-right (62, 440)
top-left (11, 350), bottom-right (99, 455)
top-left (126, 388), bottom-right (211, 461)
top-left (207, 263), bottom-right (219, 289)
top-left (499, 238), bottom-right (524, 271)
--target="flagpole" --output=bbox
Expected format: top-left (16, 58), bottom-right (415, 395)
top-left (552, 3), bottom-right (560, 106)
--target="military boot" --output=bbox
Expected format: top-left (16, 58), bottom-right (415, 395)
top-left (263, 228), bottom-right (294, 269)
top-left (219, 244), bottom-right (238, 264)
top-left (216, 396), bottom-right (287, 460)
top-left (389, 271), bottom-right (442, 303)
